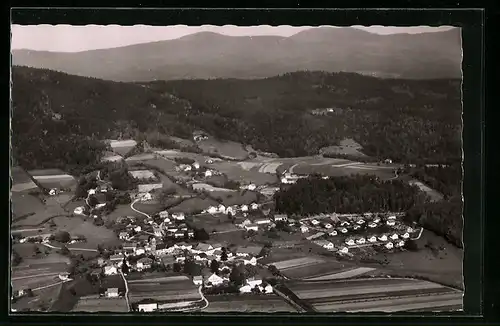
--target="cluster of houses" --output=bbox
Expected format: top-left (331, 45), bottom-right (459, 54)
top-left (202, 202), bottom-right (261, 216)
top-left (176, 160), bottom-right (218, 180)
top-left (238, 214), bottom-right (289, 232)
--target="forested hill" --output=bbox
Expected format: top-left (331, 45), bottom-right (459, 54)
top-left (12, 28), bottom-right (462, 81)
top-left (11, 66), bottom-right (462, 172)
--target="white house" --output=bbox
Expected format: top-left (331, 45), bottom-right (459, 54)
top-left (205, 170), bottom-right (213, 178)
top-left (340, 228), bottom-right (348, 234)
top-left (58, 272), bottom-right (70, 281)
top-left (247, 277), bottom-right (263, 288)
top-left (390, 233), bottom-right (399, 240)
top-left (353, 225), bottom-right (361, 230)
top-left (396, 240), bottom-right (405, 247)
top-left (255, 217), bottom-right (271, 225)
top-left (136, 258), bottom-right (153, 270)
top-left (106, 288), bottom-right (119, 298)
top-left (401, 232), bottom-right (410, 239)
top-left (324, 223), bottom-right (333, 229)
top-left (329, 230), bottom-right (338, 236)
top-left (159, 211), bottom-right (169, 219)
top-left (357, 219), bottom-right (365, 225)
top-left (226, 206), bottom-right (235, 215)
top-left (119, 232), bottom-right (129, 240)
top-left (373, 217), bottom-right (381, 223)
top-left (217, 204), bottom-right (226, 213)
top-left (247, 184), bottom-right (257, 191)
top-left (274, 214), bottom-right (288, 222)
top-left (356, 238), bottom-right (366, 245)
top-left (135, 247), bottom-right (146, 255)
top-left (250, 203), bottom-right (259, 210)
top-left (172, 212), bottom-right (185, 221)
top-left (300, 225), bottom-right (309, 233)
top-left (241, 205), bottom-right (249, 212)
top-left (387, 220), bottom-right (396, 226)
top-left (263, 284), bottom-right (273, 294)
top-left (74, 207), bottom-right (84, 215)
top-left (310, 219), bottom-right (320, 226)
top-left (141, 193), bottom-right (153, 201)
top-left (134, 226), bottom-right (142, 232)
top-left (104, 266), bottom-right (118, 275)
top-left (385, 242), bottom-right (394, 249)
top-left (193, 275), bottom-right (203, 285)
top-left (49, 188), bottom-right (57, 196)
top-left (207, 206), bottom-right (218, 214)
top-left (339, 247), bottom-right (349, 254)
top-left (345, 239), bottom-right (356, 246)
top-left (340, 221), bottom-right (350, 227)
top-left (96, 203), bottom-right (106, 209)
top-left (206, 273), bottom-right (224, 287)
top-left (163, 217), bottom-right (171, 224)
top-left (192, 162), bottom-right (200, 170)
top-left (378, 234), bottom-right (388, 242)
top-left (244, 224), bottom-right (259, 232)
top-left (387, 215), bottom-right (396, 220)
top-left (239, 284), bottom-right (252, 293)
top-left (138, 303), bottom-right (158, 312)
top-left (368, 222), bottom-right (378, 228)
top-left (368, 236), bottom-right (377, 243)
top-left (243, 257), bottom-right (258, 266)
top-left (240, 219), bottom-right (252, 226)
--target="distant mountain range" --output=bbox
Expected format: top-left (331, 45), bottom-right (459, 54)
top-left (11, 27), bottom-right (462, 82)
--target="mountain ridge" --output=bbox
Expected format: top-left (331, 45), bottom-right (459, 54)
top-left (12, 28), bottom-right (462, 81)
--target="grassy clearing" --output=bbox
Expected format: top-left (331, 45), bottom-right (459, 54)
top-left (271, 257), bottom-right (326, 270)
top-left (319, 138), bottom-right (367, 157)
top-left (11, 282), bottom-right (62, 312)
top-left (11, 192), bottom-right (46, 217)
top-left (103, 204), bottom-right (145, 222)
top-left (170, 197), bottom-right (218, 214)
top-left (190, 214), bottom-right (239, 233)
top-left (197, 138), bottom-right (248, 160)
top-left (128, 278), bottom-right (200, 303)
top-left (203, 294), bottom-right (298, 313)
top-left (213, 161), bottom-right (279, 185)
top-left (51, 216), bottom-right (120, 248)
top-left (72, 296), bottom-right (129, 312)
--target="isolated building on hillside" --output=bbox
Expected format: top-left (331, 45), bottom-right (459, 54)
top-left (138, 303), bottom-right (158, 312)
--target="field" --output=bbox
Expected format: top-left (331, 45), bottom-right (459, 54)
top-left (28, 169), bottom-right (77, 189)
top-left (125, 153), bottom-right (157, 162)
top-left (286, 278), bottom-right (463, 312)
top-left (109, 139), bottom-right (137, 156)
top-left (215, 161), bottom-right (279, 185)
top-left (270, 256), bottom-right (326, 270)
top-left (11, 192), bottom-right (46, 218)
top-left (11, 192), bottom-right (66, 227)
top-left (72, 296), bottom-right (129, 312)
top-left (127, 275), bottom-right (200, 303)
top-left (358, 230), bottom-right (464, 289)
top-left (197, 137), bottom-right (248, 160)
top-left (189, 214), bottom-right (240, 233)
top-left (203, 294), bottom-right (298, 313)
top-left (192, 183), bottom-right (236, 192)
top-left (171, 197), bottom-right (218, 214)
top-left (51, 216), bottom-right (120, 247)
top-left (12, 261), bottom-right (69, 292)
top-left (409, 179), bottom-right (444, 202)
top-left (319, 138), bottom-right (367, 157)
top-left (11, 282), bottom-right (62, 312)
top-left (207, 190), bottom-right (259, 207)
top-left (304, 267), bottom-right (377, 281)
top-left (103, 204), bottom-right (145, 222)
top-left (129, 169), bottom-right (156, 179)
top-left (11, 166), bottom-right (39, 193)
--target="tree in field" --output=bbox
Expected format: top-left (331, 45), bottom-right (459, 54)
top-left (88, 195), bottom-right (99, 207)
top-left (54, 231), bottom-right (71, 243)
top-left (173, 263), bottom-right (182, 273)
top-left (60, 245), bottom-right (70, 256)
top-left (194, 228), bottom-right (209, 241)
top-left (229, 266), bottom-right (245, 286)
top-left (221, 247), bottom-right (228, 261)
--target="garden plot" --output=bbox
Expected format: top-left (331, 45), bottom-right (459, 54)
top-left (203, 294), bottom-right (298, 313)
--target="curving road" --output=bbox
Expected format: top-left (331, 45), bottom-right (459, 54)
top-left (119, 270), bottom-right (130, 312)
top-left (130, 198), bottom-right (151, 219)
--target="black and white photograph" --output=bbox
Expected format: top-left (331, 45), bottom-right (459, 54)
top-left (10, 21), bottom-right (464, 313)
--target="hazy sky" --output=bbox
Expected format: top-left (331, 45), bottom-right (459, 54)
top-left (11, 24), bottom-right (456, 52)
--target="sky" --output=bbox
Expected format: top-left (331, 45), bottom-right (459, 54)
top-left (11, 24), bottom-right (456, 52)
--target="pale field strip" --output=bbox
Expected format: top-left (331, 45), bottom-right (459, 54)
top-left (304, 267), bottom-right (377, 281)
top-left (294, 280), bottom-right (446, 300)
top-left (129, 170), bottom-right (156, 179)
top-left (31, 174), bottom-right (74, 180)
top-left (127, 275), bottom-right (190, 284)
top-left (109, 140), bottom-right (137, 148)
top-left (258, 163), bottom-right (282, 174)
top-left (11, 181), bottom-right (39, 192)
top-left (126, 153), bottom-right (156, 162)
top-left (271, 257), bottom-right (326, 270)
top-left (314, 292), bottom-right (463, 313)
top-left (72, 296), bottom-right (129, 312)
top-left (192, 183), bottom-right (236, 192)
top-left (203, 297), bottom-right (297, 313)
top-left (237, 162), bottom-right (261, 171)
top-left (330, 162), bottom-right (363, 168)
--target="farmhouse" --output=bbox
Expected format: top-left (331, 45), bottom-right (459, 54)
top-left (192, 162), bottom-right (200, 170)
top-left (241, 205), bottom-right (249, 212)
top-left (357, 219), bottom-right (365, 225)
top-left (340, 247), bottom-right (349, 254)
top-left (385, 242), bottom-right (394, 249)
top-left (390, 233), bottom-right (399, 240)
top-left (159, 211), bottom-right (169, 219)
top-left (396, 240), bottom-right (406, 247)
top-left (138, 303), bottom-right (158, 312)
top-left (119, 232), bottom-right (129, 240)
top-left (329, 230), bottom-right (338, 236)
top-left (356, 237), bottom-right (366, 245)
top-left (206, 206), bottom-right (218, 214)
top-left (129, 170), bottom-right (156, 180)
top-left (244, 224), bottom-right (259, 232)
top-left (172, 212), bottom-right (185, 221)
top-left (193, 275), bottom-right (203, 285)
top-left (387, 220), bottom-right (396, 226)
top-left (135, 247), bottom-right (146, 255)
top-left (123, 242), bottom-right (137, 252)
top-left (250, 203), bottom-right (259, 210)
top-left (310, 219), bottom-right (320, 226)
top-left (273, 214), bottom-right (288, 222)
top-left (110, 254), bottom-right (124, 266)
top-left (255, 217), bottom-right (271, 225)
top-left (340, 228), bottom-right (348, 234)
top-left (74, 207), bottom-right (84, 215)
top-left (205, 170), bottom-right (213, 177)
top-left (239, 284), bottom-right (252, 294)
top-left (206, 273), bottom-right (224, 287)
top-left (401, 232), bottom-right (410, 239)
top-left (217, 204), bottom-right (226, 213)
top-left (368, 236), bottom-right (377, 243)
top-left (300, 225), bottom-right (309, 233)
top-left (106, 288), bottom-right (119, 298)
top-left (246, 276), bottom-right (263, 288)
top-left (388, 215), bottom-right (397, 220)
top-left (104, 266), bottom-right (118, 275)
top-left (136, 257), bottom-right (153, 270)
top-left (324, 223), bottom-right (333, 229)
top-left (243, 257), bottom-right (258, 266)
top-left (345, 238), bottom-right (356, 246)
